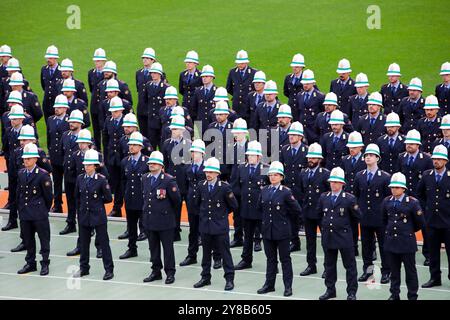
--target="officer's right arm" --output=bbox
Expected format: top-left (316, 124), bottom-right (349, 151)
top-left (178, 73), bottom-right (185, 96)
top-left (102, 178), bottom-right (113, 204)
top-left (167, 178), bottom-right (182, 207)
top-left (226, 70), bottom-right (233, 95)
top-left (283, 76), bottom-right (289, 98)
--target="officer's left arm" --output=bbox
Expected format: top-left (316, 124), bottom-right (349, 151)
top-left (285, 189), bottom-right (302, 223)
top-left (224, 184), bottom-right (238, 213)
top-left (40, 173), bottom-right (54, 211)
top-left (167, 178), bottom-right (182, 207)
top-left (411, 200), bottom-right (425, 232)
top-left (30, 94), bottom-right (44, 123)
top-left (344, 114), bottom-right (354, 132)
top-left (101, 179), bottom-right (113, 204)
top-left (121, 83), bottom-right (133, 105)
top-left (38, 151), bottom-right (53, 173)
top-left (178, 73), bottom-right (184, 95)
top-left (78, 83), bottom-right (89, 105)
top-left (349, 196), bottom-right (361, 222)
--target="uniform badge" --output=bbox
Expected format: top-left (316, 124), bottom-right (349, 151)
top-left (316, 189), bottom-right (320, 193)
top-left (276, 205), bottom-right (280, 210)
top-left (353, 204), bottom-right (359, 210)
top-left (217, 203), bottom-right (221, 207)
top-left (106, 184), bottom-right (110, 189)
top-left (228, 193), bottom-right (234, 198)
top-left (83, 110), bottom-right (88, 114)
top-left (375, 192), bottom-right (379, 197)
top-left (43, 158), bottom-right (47, 163)
top-left (45, 181), bottom-right (51, 187)
top-left (33, 189), bottom-right (37, 194)
top-left (172, 186), bottom-right (177, 192)
top-left (94, 194), bottom-right (98, 198)
top-left (403, 218), bottom-right (407, 223)
top-left (417, 210), bottom-right (423, 216)
top-left (418, 174), bottom-right (422, 179)
top-left (324, 208), bottom-right (328, 212)
top-left (447, 193), bottom-right (450, 198)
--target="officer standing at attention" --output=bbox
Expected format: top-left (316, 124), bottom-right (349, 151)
top-left (283, 53), bottom-right (305, 111)
top-left (119, 132), bottom-right (149, 260)
top-left (418, 145), bottom-right (450, 289)
top-left (56, 58), bottom-right (88, 103)
top-left (16, 143), bottom-right (53, 276)
top-left (319, 110), bottom-right (349, 170)
top-left (354, 92), bottom-right (386, 145)
top-left (73, 149), bottom-right (114, 281)
top-left (231, 141), bottom-right (270, 270)
top-left (298, 143), bottom-right (330, 277)
top-left (256, 161), bottom-right (301, 297)
top-left (0, 44), bottom-right (12, 80)
top-left (59, 110), bottom-right (84, 235)
top-left (398, 78), bottom-right (425, 134)
top-left (251, 80), bottom-right (280, 132)
top-left (330, 59), bottom-right (356, 117)
top-left (353, 144), bottom-right (391, 284)
top-left (47, 94), bottom-right (70, 213)
top-left (432, 114), bottom-right (450, 169)
top-left (226, 50), bottom-right (257, 122)
top-left (417, 95), bottom-right (442, 154)
top-left (246, 71), bottom-right (266, 124)
top-left (381, 172), bottom-right (424, 300)
top-left (349, 73), bottom-right (369, 124)
top-left (341, 131), bottom-right (366, 255)
top-left (193, 157), bottom-right (238, 291)
top-left (40, 45), bottom-right (61, 121)
top-left (398, 129), bottom-right (433, 265)
top-left (279, 121), bottom-right (308, 252)
top-left (142, 151), bottom-right (181, 285)
top-left (296, 69), bottom-right (325, 142)
top-left (376, 112), bottom-right (405, 174)
top-left (317, 167), bottom-right (360, 300)
top-left (88, 48), bottom-right (107, 150)
top-left (61, 81), bottom-right (91, 128)
top-left (380, 63), bottom-right (409, 115)
top-left (179, 50), bottom-right (202, 117)
top-left (435, 62), bottom-right (450, 115)
top-left (191, 65), bottom-right (217, 134)
top-left (272, 104), bottom-right (293, 155)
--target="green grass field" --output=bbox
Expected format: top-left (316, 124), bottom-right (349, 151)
top-left (1, 0), bottom-right (449, 148)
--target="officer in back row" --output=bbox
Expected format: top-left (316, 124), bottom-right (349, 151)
top-left (283, 54), bottom-right (305, 110)
top-left (179, 50), bottom-right (202, 117)
top-left (251, 80), bottom-right (280, 132)
top-left (317, 167), bottom-right (360, 300)
top-left (349, 73), bottom-right (369, 124)
top-left (330, 59), bottom-right (356, 118)
top-left (16, 143), bottom-right (53, 276)
top-left (436, 62), bottom-right (450, 115)
top-left (398, 77), bottom-right (425, 134)
top-left (56, 58), bottom-right (88, 104)
top-left (381, 172), bottom-right (424, 300)
top-left (0, 44), bottom-right (12, 80)
top-left (417, 95), bottom-right (442, 154)
top-left (380, 63), bottom-right (409, 115)
top-left (354, 92), bottom-right (386, 145)
top-left (193, 157), bottom-right (238, 291)
top-left (256, 161), bottom-right (301, 297)
top-left (418, 145), bottom-right (450, 289)
top-left (432, 114), bottom-right (450, 169)
top-left (40, 45), bottom-right (62, 121)
top-left (226, 50), bottom-right (257, 122)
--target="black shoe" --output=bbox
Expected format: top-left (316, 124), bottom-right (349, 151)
top-left (347, 293), bottom-right (357, 300)
top-left (40, 264), bottom-right (49, 276)
top-left (96, 249), bottom-right (103, 259)
top-left (289, 243), bottom-right (301, 252)
top-left (17, 264), bottom-right (37, 274)
top-left (372, 251), bottom-right (377, 261)
top-left (230, 239), bottom-right (243, 248)
top-left (319, 290), bottom-right (336, 300)
top-left (1, 202), bottom-right (10, 209)
top-left (50, 206), bottom-right (62, 213)
top-left (358, 272), bottom-right (373, 282)
top-left (234, 260), bottom-right (252, 270)
top-left (119, 249), bottom-right (137, 260)
top-left (165, 275), bottom-right (175, 284)
top-left (284, 287), bottom-right (292, 297)
top-left (11, 242), bottom-right (26, 252)
top-left (321, 270), bottom-right (327, 279)
top-left (381, 273), bottom-right (390, 284)
top-left (66, 247), bottom-right (81, 256)
top-left (224, 280), bottom-right (234, 291)
top-left (118, 230), bottom-right (129, 240)
top-left (108, 208), bottom-right (122, 217)
top-left (174, 232), bottom-right (181, 242)
top-left (103, 271), bottom-right (114, 281)
top-left (213, 259), bottom-right (222, 269)
top-left (60, 224), bottom-right (76, 235)
top-left (137, 232), bottom-right (147, 241)
top-left (179, 256), bottom-right (197, 266)
top-left (73, 269), bottom-right (89, 278)
top-left (254, 240), bottom-right (262, 252)
top-left (143, 272), bottom-right (162, 282)
top-left (422, 279), bottom-right (442, 288)
top-left (257, 284), bottom-right (275, 294)
top-left (193, 278), bottom-right (211, 288)
top-left (2, 221), bottom-right (18, 231)
top-left (300, 265), bottom-right (317, 276)
top-left (388, 295), bottom-right (400, 300)
top-left (423, 258), bottom-right (430, 266)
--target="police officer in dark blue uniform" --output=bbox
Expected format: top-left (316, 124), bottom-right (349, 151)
top-left (179, 51), bottom-right (202, 117)
top-left (317, 167), bottom-right (360, 300)
top-left (382, 172), bottom-right (425, 300)
top-left (376, 112), bottom-right (405, 174)
top-left (226, 50), bottom-right (257, 122)
top-left (380, 63), bottom-right (409, 115)
top-left (191, 65), bottom-right (216, 135)
top-left (16, 143), bottom-right (53, 276)
top-left (398, 78), bottom-right (425, 134)
top-left (299, 143), bottom-right (331, 277)
top-left (40, 46), bottom-right (61, 121)
top-left (418, 145), bottom-right (450, 288)
top-left (270, 104), bottom-right (293, 156)
top-left (99, 79), bottom-right (132, 131)
top-left (246, 71), bottom-right (266, 125)
top-left (355, 92), bottom-right (386, 145)
top-left (56, 59), bottom-right (88, 103)
top-left (73, 149), bottom-right (114, 281)
top-left (193, 157), bottom-right (238, 291)
top-left (417, 95), bottom-right (442, 153)
top-left (232, 141), bottom-right (270, 270)
top-left (330, 59), bottom-right (356, 117)
top-left (349, 73), bottom-right (369, 124)
top-left (283, 54), bottom-right (305, 111)
top-left (353, 144), bottom-right (392, 283)
top-left (142, 151), bottom-right (181, 284)
top-left (320, 110), bottom-right (349, 170)
top-left (251, 80), bottom-right (280, 132)
top-left (256, 161), bottom-right (301, 297)
top-left (4, 80), bottom-right (42, 124)
top-left (436, 62), bottom-right (450, 115)
top-left (61, 80), bottom-right (90, 128)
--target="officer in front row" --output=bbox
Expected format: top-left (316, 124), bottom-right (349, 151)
top-left (119, 132), bottom-right (149, 260)
top-left (142, 151), bottom-right (181, 285)
top-left (382, 172), bottom-right (424, 300)
top-left (418, 145), bottom-right (450, 289)
top-left (73, 149), bottom-right (114, 281)
top-left (16, 143), bottom-right (53, 276)
top-left (193, 157), bottom-right (238, 291)
top-left (317, 167), bottom-right (361, 300)
top-left (256, 161), bottom-right (301, 297)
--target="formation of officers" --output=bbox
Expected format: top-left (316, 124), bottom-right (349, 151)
top-left (0, 43), bottom-right (449, 300)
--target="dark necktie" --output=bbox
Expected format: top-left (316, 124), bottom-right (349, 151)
top-left (445, 141), bottom-right (450, 149)
top-left (26, 171), bottom-right (31, 181)
top-left (71, 134), bottom-right (77, 143)
top-left (340, 81), bottom-right (345, 90)
top-left (407, 156), bottom-right (414, 166)
top-left (249, 166), bottom-right (255, 177)
top-left (367, 172), bottom-right (373, 183)
top-left (219, 126), bottom-right (224, 133)
top-left (270, 186), bottom-right (277, 198)
top-left (150, 176), bottom-right (156, 186)
top-left (240, 70), bottom-right (245, 79)
top-left (333, 136), bottom-right (339, 147)
top-left (131, 159), bottom-right (137, 168)
top-left (192, 164), bottom-right (198, 174)
top-left (389, 138), bottom-right (395, 150)
top-left (209, 184), bottom-right (214, 193)
top-left (187, 74), bottom-right (192, 84)
top-left (326, 113), bottom-right (331, 122)
top-left (292, 148), bottom-right (297, 157)
top-left (49, 68), bottom-right (54, 78)
top-left (391, 86), bottom-right (397, 95)
top-left (370, 118), bottom-right (376, 127)
top-left (331, 195), bottom-right (337, 204)
top-left (304, 93), bottom-right (310, 104)
top-left (436, 174), bottom-right (442, 183)
top-left (56, 118), bottom-right (61, 127)
top-left (393, 200), bottom-right (400, 208)
top-left (144, 69), bottom-right (149, 77)
top-left (256, 95), bottom-right (261, 105)
top-left (308, 170), bottom-right (314, 181)
top-left (86, 177), bottom-right (92, 187)
top-left (204, 88), bottom-right (209, 97)
top-left (351, 157), bottom-right (356, 166)
top-left (114, 119), bottom-right (119, 127)
top-left (267, 105), bottom-right (272, 116)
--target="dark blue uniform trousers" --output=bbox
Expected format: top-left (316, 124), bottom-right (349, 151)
top-left (79, 223), bottom-right (113, 272)
top-left (324, 247), bottom-right (358, 295)
top-left (263, 238), bottom-right (293, 288)
top-left (201, 232), bottom-right (234, 281)
top-left (386, 251), bottom-right (418, 300)
top-left (21, 219), bottom-right (51, 266)
top-left (146, 229), bottom-right (176, 276)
